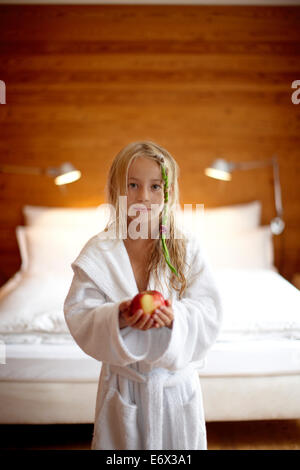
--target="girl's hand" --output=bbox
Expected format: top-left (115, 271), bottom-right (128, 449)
top-left (152, 299), bottom-right (174, 329)
top-left (119, 299), bottom-right (156, 331)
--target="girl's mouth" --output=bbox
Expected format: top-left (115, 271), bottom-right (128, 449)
top-left (133, 206), bottom-right (151, 211)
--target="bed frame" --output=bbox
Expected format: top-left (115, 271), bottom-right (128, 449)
top-left (1, 374), bottom-right (300, 424)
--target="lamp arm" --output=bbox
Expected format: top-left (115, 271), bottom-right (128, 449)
top-left (0, 164), bottom-right (44, 176)
top-left (233, 159), bottom-right (273, 171)
top-left (272, 155), bottom-right (283, 217)
top-left (232, 156), bottom-right (283, 216)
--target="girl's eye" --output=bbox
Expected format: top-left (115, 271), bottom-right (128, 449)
top-left (128, 183), bottom-right (161, 190)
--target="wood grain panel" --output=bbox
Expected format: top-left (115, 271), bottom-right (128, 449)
top-left (0, 4), bottom-right (299, 286)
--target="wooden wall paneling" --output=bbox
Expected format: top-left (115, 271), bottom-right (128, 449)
top-left (0, 5), bottom-right (299, 285)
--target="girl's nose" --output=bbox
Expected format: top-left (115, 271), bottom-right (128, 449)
top-left (138, 185), bottom-right (150, 201)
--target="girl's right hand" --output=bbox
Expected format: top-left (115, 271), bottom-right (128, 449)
top-left (119, 299), bottom-right (156, 331)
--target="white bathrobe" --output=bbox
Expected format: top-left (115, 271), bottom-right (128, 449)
top-left (63, 222), bottom-right (223, 450)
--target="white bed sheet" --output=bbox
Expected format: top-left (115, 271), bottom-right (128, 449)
top-left (1, 336), bottom-right (300, 382)
top-left (1, 268), bottom-right (300, 343)
top-left (1, 266), bottom-right (300, 382)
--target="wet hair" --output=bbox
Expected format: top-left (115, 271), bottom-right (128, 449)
top-left (104, 140), bottom-right (189, 299)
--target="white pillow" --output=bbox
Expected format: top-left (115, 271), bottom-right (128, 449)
top-left (0, 272), bottom-right (70, 334)
top-left (23, 204), bottom-right (110, 228)
top-left (16, 223), bottom-right (273, 280)
top-left (16, 226), bottom-right (100, 276)
top-left (24, 201), bottom-right (261, 234)
top-left (176, 200), bottom-right (262, 236)
top-left (17, 200), bottom-right (266, 276)
top-left (200, 225), bottom-right (275, 270)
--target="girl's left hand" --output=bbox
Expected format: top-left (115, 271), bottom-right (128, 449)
top-left (152, 299), bottom-right (174, 329)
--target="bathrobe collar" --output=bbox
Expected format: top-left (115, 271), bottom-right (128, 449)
top-left (71, 220), bottom-right (167, 302)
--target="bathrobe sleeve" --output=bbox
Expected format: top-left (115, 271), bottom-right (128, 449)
top-left (63, 264), bottom-right (150, 366)
top-left (144, 236), bottom-right (223, 371)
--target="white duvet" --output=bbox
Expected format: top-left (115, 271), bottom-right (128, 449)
top-left (0, 271), bottom-right (71, 343)
top-left (214, 268), bottom-right (300, 341)
top-left (0, 267), bottom-right (299, 344)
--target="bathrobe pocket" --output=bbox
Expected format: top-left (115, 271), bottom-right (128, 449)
top-left (91, 386), bottom-right (141, 450)
top-left (182, 386), bottom-right (207, 450)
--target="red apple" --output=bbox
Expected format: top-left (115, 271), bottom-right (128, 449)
top-left (130, 290), bottom-right (166, 316)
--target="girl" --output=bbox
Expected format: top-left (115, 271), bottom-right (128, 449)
top-left (63, 140), bottom-right (223, 450)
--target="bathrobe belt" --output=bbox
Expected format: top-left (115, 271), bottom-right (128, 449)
top-left (109, 363), bottom-right (197, 450)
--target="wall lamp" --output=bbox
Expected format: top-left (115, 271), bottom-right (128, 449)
top-left (204, 155), bottom-right (285, 235)
top-left (0, 162), bottom-right (81, 186)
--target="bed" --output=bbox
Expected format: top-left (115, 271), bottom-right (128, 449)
top-left (0, 200), bottom-right (300, 424)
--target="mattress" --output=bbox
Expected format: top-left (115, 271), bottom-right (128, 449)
top-left (1, 267), bottom-right (300, 383)
top-left (1, 336), bottom-right (300, 383)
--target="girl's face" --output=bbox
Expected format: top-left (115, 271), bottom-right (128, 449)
top-left (126, 156), bottom-right (167, 229)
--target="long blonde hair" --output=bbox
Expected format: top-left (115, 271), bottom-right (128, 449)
top-left (104, 140), bottom-right (189, 299)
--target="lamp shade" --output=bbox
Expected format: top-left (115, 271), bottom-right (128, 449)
top-left (204, 158), bottom-right (234, 181)
top-left (46, 162), bottom-right (81, 185)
